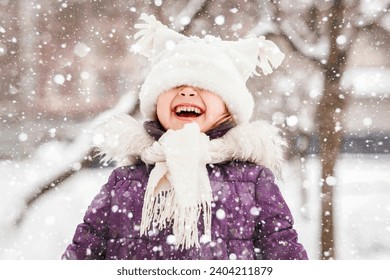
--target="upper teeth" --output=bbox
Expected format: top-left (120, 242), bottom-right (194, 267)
top-left (176, 106), bottom-right (201, 114)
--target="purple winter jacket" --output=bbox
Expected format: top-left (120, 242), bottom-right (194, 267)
top-left (62, 121), bottom-right (308, 260)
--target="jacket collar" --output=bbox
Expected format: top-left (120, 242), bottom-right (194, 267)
top-left (94, 114), bottom-right (286, 178)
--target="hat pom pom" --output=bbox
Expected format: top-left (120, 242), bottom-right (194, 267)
top-left (133, 13), bottom-right (167, 58)
top-left (255, 36), bottom-right (285, 75)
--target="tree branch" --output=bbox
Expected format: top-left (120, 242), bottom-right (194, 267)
top-left (172, 0), bottom-right (208, 34)
top-left (14, 149), bottom-right (97, 226)
top-left (14, 92), bottom-right (138, 227)
top-left (263, 1), bottom-right (323, 66)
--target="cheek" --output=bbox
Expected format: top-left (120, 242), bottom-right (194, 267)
top-left (156, 103), bottom-right (170, 125)
top-left (156, 93), bottom-right (173, 115)
top-left (156, 92), bottom-right (176, 129)
top-left (156, 102), bottom-right (166, 118)
top-left (205, 95), bottom-right (228, 118)
top-left (214, 103), bottom-right (228, 116)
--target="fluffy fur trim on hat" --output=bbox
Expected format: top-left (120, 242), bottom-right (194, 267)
top-left (93, 114), bottom-right (287, 178)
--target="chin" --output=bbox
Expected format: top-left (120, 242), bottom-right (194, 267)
top-left (172, 121), bottom-right (201, 131)
top-left (162, 118), bottom-right (210, 132)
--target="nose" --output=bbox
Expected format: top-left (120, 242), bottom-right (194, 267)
top-left (179, 87), bottom-right (198, 97)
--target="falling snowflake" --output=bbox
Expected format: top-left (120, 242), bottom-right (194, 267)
top-left (216, 209), bottom-right (226, 220)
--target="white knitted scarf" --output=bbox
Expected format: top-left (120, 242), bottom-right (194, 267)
top-left (94, 114), bottom-right (286, 250)
top-left (140, 123), bottom-right (212, 249)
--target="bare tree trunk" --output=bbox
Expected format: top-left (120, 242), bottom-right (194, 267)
top-left (17, 0), bottom-right (38, 110)
top-left (317, 0), bottom-right (348, 260)
top-left (263, 0), bottom-right (385, 260)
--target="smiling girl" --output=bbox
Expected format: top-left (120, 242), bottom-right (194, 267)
top-left (157, 85), bottom-right (232, 132)
top-left (62, 14), bottom-right (308, 260)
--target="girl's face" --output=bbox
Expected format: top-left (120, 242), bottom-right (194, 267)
top-left (156, 86), bottom-right (230, 132)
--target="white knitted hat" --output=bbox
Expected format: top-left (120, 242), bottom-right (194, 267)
top-left (134, 14), bottom-right (285, 124)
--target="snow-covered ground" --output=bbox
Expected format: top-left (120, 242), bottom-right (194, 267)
top-left (1, 147), bottom-right (389, 260)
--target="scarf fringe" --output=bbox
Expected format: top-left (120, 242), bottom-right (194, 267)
top-left (140, 189), bottom-right (174, 235)
top-left (140, 189), bottom-right (211, 250)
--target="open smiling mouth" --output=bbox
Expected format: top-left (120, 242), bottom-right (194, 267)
top-left (174, 105), bottom-right (204, 118)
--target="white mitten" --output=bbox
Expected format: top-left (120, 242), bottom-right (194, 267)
top-left (159, 123), bottom-right (211, 206)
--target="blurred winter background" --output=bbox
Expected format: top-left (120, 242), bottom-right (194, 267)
top-left (0, 0), bottom-right (389, 260)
